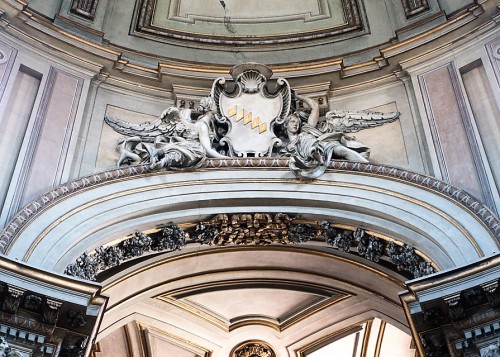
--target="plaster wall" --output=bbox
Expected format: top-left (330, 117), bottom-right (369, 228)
top-left (401, 28), bottom-right (500, 212)
top-left (0, 34), bottom-right (96, 228)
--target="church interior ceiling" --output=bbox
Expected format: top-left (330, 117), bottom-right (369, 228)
top-left (0, 0), bottom-right (498, 356)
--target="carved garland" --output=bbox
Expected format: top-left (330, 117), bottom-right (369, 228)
top-left (64, 213), bottom-right (435, 281)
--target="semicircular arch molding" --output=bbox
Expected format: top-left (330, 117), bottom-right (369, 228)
top-left (1, 164), bottom-right (498, 271)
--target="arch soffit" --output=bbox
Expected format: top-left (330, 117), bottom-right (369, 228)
top-left (97, 249), bottom-right (409, 344)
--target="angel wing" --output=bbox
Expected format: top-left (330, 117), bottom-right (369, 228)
top-left (104, 108), bottom-right (192, 142)
top-left (318, 109), bottom-right (400, 134)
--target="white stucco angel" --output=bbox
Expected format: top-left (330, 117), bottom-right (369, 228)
top-left (284, 94), bottom-right (399, 179)
top-left (104, 96), bottom-right (226, 169)
top-left (0, 338), bottom-right (22, 357)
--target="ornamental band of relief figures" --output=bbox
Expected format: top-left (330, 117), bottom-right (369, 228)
top-left (104, 63), bottom-right (400, 179)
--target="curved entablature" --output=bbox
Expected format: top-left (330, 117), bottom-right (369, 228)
top-left (0, 160), bottom-right (498, 271)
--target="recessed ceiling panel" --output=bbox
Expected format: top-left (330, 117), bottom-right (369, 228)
top-left (185, 288), bottom-right (325, 321)
top-left (156, 279), bottom-right (351, 331)
top-left (135, 0), bottom-right (366, 48)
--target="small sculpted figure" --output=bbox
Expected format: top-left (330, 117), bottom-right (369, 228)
top-left (0, 338), bottom-right (22, 357)
top-left (105, 96), bottom-right (226, 169)
top-left (283, 93), bottom-right (398, 179)
top-left (482, 344), bottom-right (500, 357)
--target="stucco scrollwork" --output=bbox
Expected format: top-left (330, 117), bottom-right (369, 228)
top-left (0, 50), bottom-right (8, 65)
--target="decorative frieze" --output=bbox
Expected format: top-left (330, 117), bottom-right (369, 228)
top-left (71, 0), bottom-right (99, 20)
top-left (400, 255), bottom-right (500, 357)
top-left (0, 254), bottom-right (107, 356)
top-left (65, 214), bottom-right (435, 281)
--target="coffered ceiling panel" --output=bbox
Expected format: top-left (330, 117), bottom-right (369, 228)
top-left (184, 289), bottom-right (325, 321)
top-left (135, 0), bottom-right (366, 47)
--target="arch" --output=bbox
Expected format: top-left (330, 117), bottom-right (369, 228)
top-left (1, 161), bottom-right (498, 355)
top-left (1, 161), bottom-right (498, 270)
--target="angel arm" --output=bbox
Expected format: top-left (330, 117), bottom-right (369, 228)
top-left (295, 94), bottom-right (320, 128)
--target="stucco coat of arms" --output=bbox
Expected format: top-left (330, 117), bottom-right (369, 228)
top-left (105, 63), bottom-right (399, 178)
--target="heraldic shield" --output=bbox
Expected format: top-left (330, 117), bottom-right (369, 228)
top-left (212, 63), bottom-right (291, 157)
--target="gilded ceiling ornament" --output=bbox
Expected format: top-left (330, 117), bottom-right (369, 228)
top-left (231, 341), bottom-right (276, 357)
top-left (192, 213), bottom-right (317, 246)
top-left (104, 63), bottom-right (399, 179)
top-left (64, 214), bottom-right (435, 281)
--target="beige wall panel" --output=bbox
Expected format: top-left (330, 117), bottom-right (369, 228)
top-left (420, 66), bottom-right (484, 200)
top-left (0, 67), bottom-right (41, 211)
top-left (19, 69), bottom-right (82, 207)
top-left (95, 327), bottom-right (130, 357)
top-left (461, 62), bottom-right (500, 192)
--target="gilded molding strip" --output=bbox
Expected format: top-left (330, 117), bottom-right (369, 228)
top-left (71, 0), bottom-right (99, 21)
top-left (0, 159), bottom-right (498, 254)
top-left (137, 322), bottom-right (212, 357)
top-left (134, 0), bottom-right (364, 47)
top-left (401, 0), bottom-right (430, 18)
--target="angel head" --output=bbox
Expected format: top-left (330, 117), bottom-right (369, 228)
top-left (197, 96), bottom-right (217, 114)
top-left (285, 113), bottom-right (301, 135)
